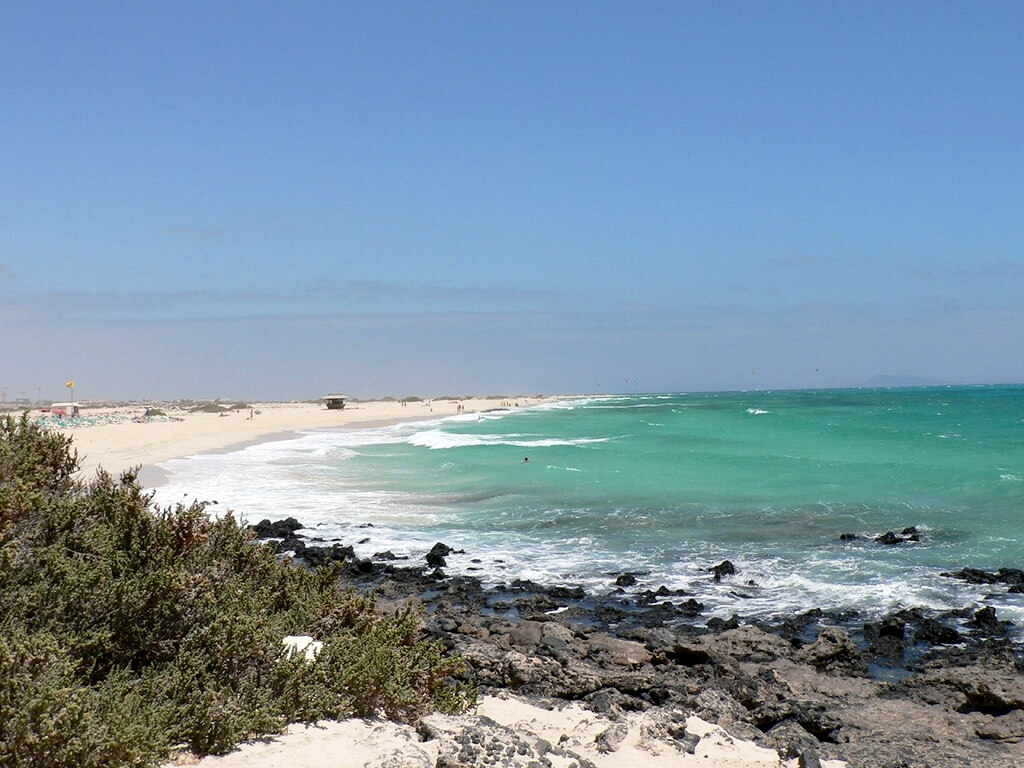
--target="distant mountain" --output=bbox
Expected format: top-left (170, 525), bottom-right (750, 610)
top-left (859, 374), bottom-right (944, 388)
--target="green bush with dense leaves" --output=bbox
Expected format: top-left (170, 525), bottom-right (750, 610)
top-left (0, 414), bottom-right (473, 767)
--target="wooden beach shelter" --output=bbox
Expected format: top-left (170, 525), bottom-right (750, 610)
top-left (322, 394), bottom-right (347, 410)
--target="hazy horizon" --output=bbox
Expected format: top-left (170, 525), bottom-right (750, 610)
top-left (4, 3), bottom-right (1022, 401)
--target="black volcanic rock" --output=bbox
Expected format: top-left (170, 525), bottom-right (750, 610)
top-left (971, 606), bottom-right (1009, 637)
top-left (300, 543), bottom-right (354, 567)
top-left (943, 567), bottom-right (1024, 586)
top-left (241, 515), bottom-right (1024, 767)
top-left (710, 560), bottom-right (736, 581)
top-left (250, 517), bottom-right (304, 538)
top-left (914, 618), bottom-right (962, 645)
top-left (426, 542), bottom-right (454, 568)
top-left (707, 614), bottom-right (741, 632)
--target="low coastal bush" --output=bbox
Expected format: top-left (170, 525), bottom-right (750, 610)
top-left (0, 414), bottom-right (473, 768)
top-left (187, 403), bottom-right (229, 413)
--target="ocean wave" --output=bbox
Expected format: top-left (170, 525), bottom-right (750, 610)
top-left (745, 408), bottom-right (771, 415)
top-left (406, 429), bottom-right (609, 450)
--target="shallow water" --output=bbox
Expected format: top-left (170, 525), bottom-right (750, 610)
top-left (153, 386), bottom-right (1024, 637)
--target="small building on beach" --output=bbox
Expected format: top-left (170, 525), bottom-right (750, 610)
top-left (48, 402), bottom-right (80, 417)
top-left (322, 394), bottom-right (347, 410)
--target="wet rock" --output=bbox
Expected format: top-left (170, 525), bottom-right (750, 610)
top-left (250, 517), bottom-right (304, 538)
top-left (300, 542), bottom-right (355, 567)
top-left (972, 606), bottom-right (1009, 637)
top-left (875, 529), bottom-right (918, 545)
top-left (267, 535), bottom-right (306, 555)
top-left (515, 594), bottom-right (562, 616)
top-left (636, 586), bottom-right (691, 605)
top-left (710, 560), bottom-right (736, 581)
top-left (797, 627), bottom-right (866, 675)
top-left (547, 585), bottom-right (586, 599)
top-left (944, 567), bottom-right (1002, 584)
top-left (615, 573), bottom-right (638, 587)
top-left (707, 614), bottom-right (741, 632)
top-left (914, 618), bottom-right (961, 645)
top-left (637, 601), bottom-right (682, 626)
top-left (426, 542), bottom-right (454, 568)
top-left (594, 604), bottom-right (629, 625)
top-left (864, 615), bottom-right (907, 658)
top-left (998, 568), bottom-right (1024, 585)
top-left (678, 598), bottom-right (704, 617)
top-left (943, 567), bottom-right (1024, 586)
top-left (778, 608), bottom-right (824, 639)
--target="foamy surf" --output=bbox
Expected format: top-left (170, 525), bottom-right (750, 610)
top-left (152, 387), bottom-right (1024, 641)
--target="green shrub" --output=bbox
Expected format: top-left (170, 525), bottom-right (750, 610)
top-left (188, 403), bottom-right (229, 413)
top-left (0, 415), bottom-right (474, 767)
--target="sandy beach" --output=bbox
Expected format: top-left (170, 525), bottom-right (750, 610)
top-left (45, 397), bottom-right (545, 479)
top-left (26, 395), bottom-right (852, 768)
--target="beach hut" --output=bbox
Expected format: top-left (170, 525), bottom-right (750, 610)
top-left (322, 394), bottom-right (347, 410)
top-left (49, 402), bottom-right (80, 417)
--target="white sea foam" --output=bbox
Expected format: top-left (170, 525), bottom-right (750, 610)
top-left (148, 389), bottom-right (1024, 642)
top-left (406, 429), bottom-right (609, 450)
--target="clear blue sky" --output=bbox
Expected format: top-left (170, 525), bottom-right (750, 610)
top-left (2, 1), bottom-right (1022, 401)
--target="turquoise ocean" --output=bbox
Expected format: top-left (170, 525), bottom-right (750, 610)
top-left (152, 386), bottom-right (1024, 638)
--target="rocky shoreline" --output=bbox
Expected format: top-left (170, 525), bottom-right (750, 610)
top-left (252, 518), bottom-right (1024, 768)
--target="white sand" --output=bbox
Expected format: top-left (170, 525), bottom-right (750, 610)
top-left (164, 694), bottom-right (848, 767)
top-left (49, 397), bottom-right (545, 478)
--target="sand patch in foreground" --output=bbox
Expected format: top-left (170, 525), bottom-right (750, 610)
top-left (165, 693), bottom-right (847, 768)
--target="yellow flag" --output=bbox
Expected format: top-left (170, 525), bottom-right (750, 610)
top-left (65, 380), bottom-right (74, 389)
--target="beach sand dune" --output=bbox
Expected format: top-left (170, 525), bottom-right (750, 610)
top-left (165, 693), bottom-right (846, 768)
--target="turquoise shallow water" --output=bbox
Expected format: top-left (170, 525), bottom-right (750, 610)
top-left (153, 386), bottom-right (1024, 635)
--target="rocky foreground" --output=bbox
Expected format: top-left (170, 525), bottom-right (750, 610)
top-left (253, 519), bottom-right (1024, 768)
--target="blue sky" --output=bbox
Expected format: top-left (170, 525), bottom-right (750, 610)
top-left (2, 1), bottom-right (1022, 401)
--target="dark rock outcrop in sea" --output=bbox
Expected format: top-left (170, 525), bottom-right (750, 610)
top-left (875, 526), bottom-right (920, 545)
top-left (250, 519), bottom-right (1024, 767)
